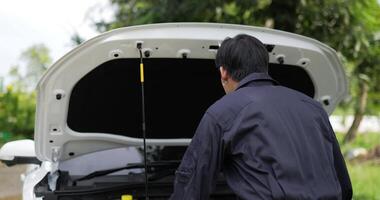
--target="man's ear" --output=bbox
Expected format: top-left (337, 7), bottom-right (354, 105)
top-left (219, 66), bottom-right (228, 81)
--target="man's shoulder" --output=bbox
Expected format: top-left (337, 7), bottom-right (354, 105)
top-left (274, 85), bottom-right (330, 120)
top-left (206, 90), bottom-right (252, 128)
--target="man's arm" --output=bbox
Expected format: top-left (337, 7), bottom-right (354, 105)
top-left (321, 110), bottom-right (353, 199)
top-left (331, 132), bottom-right (353, 199)
top-left (170, 112), bottom-right (224, 200)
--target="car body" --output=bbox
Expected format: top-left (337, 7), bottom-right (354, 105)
top-left (0, 23), bottom-right (348, 200)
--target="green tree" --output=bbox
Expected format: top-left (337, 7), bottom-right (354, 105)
top-left (92, 0), bottom-right (380, 142)
top-left (70, 31), bottom-right (85, 46)
top-left (0, 85), bottom-right (36, 137)
top-left (292, 0), bottom-right (380, 143)
top-left (0, 44), bottom-right (51, 137)
top-left (20, 44), bottom-right (51, 89)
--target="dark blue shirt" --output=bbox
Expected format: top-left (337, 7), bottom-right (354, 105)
top-left (170, 73), bottom-right (352, 200)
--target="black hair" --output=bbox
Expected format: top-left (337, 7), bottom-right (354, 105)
top-left (215, 34), bottom-right (269, 81)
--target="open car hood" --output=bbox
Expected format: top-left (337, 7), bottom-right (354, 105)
top-left (35, 23), bottom-right (348, 162)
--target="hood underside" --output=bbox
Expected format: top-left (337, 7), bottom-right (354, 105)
top-left (34, 23), bottom-right (348, 162)
top-left (67, 59), bottom-right (314, 139)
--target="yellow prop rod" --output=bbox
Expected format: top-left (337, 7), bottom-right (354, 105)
top-left (137, 42), bottom-right (149, 200)
top-left (140, 63), bottom-right (144, 83)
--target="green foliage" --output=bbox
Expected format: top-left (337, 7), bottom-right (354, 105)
top-left (70, 32), bottom-right (85, 46)
top-left (0, 44), bottom-right (51, 137)
top-left (18, 44), bottom-right (51, 89)
top-left (348, 163), bottom-right (380, 199)
top-left (0, 86), bottom-right (36, 138)
top-left (294, 0), bottom-right (380, 116)
top-left (94, 0), bottom-right (294, 31)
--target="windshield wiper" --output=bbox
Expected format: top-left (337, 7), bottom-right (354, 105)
top-left (73, 160), bottom-right (180, 185)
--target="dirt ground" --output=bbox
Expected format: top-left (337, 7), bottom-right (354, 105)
top-left (0, 163), bottom-right (25, 200)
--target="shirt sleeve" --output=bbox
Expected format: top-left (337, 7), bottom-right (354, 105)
top-left (331, 131), bottom-right (353, 199)
top-left (322, 111), bottom-right (353, 199)
top-left (170, 112), bottom-right (224, 200)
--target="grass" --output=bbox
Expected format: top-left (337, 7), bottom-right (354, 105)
top-left (336, 132), bottom-right (380, 199)
top-left (348, 163), bottom-right (380, 200)
top-left (336, 132), bottom-right (380, 154)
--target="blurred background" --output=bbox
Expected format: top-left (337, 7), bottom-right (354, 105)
top-left (0, 0), bottom-right (380, 199)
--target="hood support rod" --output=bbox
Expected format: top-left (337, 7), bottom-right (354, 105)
top-left (137, 42), bottom-right (149, 200)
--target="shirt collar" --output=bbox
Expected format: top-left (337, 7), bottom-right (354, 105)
top-left (236, 73), bottom-right (279, 90)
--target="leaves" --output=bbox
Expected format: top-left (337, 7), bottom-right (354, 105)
top-left (0, 44), bottom-right (51, 137)
top-left (9, 44), bottom-right (52, 91)
top-left (0, 86), bottom-right (36, 137)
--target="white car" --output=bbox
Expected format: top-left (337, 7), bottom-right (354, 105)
top-left (0, 23), bottom-right (348, 200)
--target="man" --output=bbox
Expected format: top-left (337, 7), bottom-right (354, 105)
top-left (170, 34), bottom-right (352, 200)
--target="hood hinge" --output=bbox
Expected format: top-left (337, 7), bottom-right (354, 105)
top-left (48, 147), bottom-right (60, 191)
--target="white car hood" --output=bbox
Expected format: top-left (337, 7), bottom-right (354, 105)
top-left (35, 23), bottom-right (348, 162)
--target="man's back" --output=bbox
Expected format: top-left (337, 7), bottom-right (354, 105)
top-left (170, 34), bottom-right (351, 200)
top-left (207, 73), bottom-right (346, 199)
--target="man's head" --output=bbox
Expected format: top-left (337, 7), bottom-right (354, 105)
top-left (215, 34), bottom-right (269, 93)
